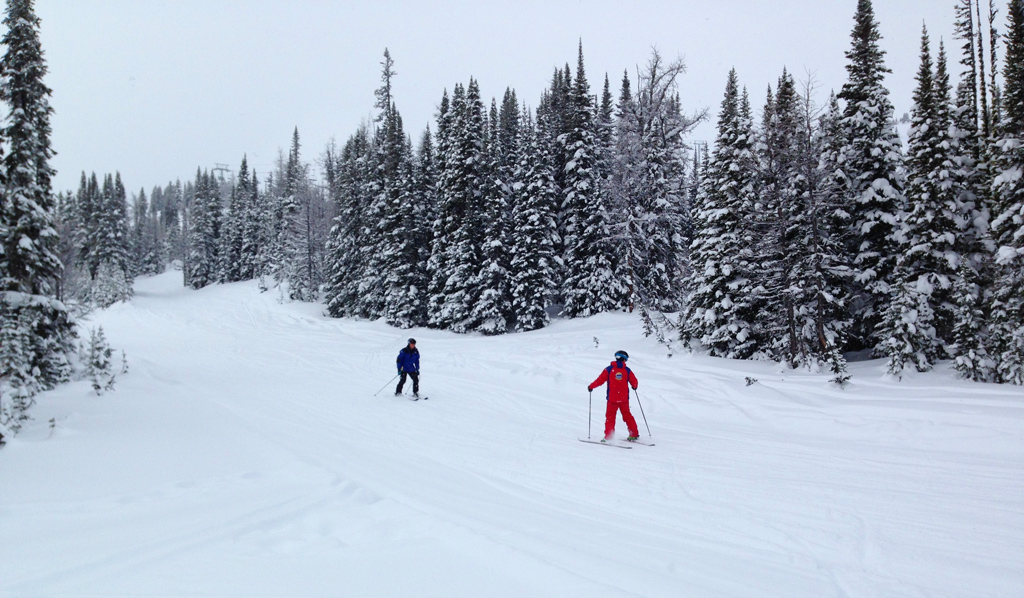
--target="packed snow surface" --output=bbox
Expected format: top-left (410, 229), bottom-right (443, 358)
top-left (2, 270), bottom-right (1022, 597)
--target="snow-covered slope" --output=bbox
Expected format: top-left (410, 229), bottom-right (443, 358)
top-left (2, 270), bottom-right (1022, 597)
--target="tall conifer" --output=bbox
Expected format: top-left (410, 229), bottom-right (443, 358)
top-left (836, 0), bottom-right (907, 351)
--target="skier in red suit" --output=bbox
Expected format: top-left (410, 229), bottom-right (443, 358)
top-left (588, 350), bottom-right (639, 441)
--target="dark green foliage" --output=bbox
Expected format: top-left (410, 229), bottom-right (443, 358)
top-left (682, 70), bottom-right (760, 358)
top-left (0, 0), bottom-right (76, 430)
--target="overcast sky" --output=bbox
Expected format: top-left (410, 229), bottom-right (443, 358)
top-left (37, 0), bottom-right (976, 196)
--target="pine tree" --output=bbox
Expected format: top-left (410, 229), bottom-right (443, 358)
top-left (427, 80), bottom-right (487, 331)
top-left (84, 173), bottom-right (132, 307)
top-left (611, 51), bottom-right (697, 317)
top-left (470, 96), bottom-right (512, 334)
top-left (879, 264), bottom-right (938, 377)
top-left (883, 27), bottom-right (959, 371)
top-left (184, 170), bottom-right (222, 289)
top-left (0, 0), bottom-right (74, 429)
top-left (756, 71), bottom-right (806, 364)
top-left (989, 0), bottom-right (1024, 384)
top-left (381, 127), bottom-right (432, 328)
top-left (162, 180), bottom-right (184, 265)
top-left (837, 0), bottom-right (907, 352)
top-left (276, 128), bottom-right (322, 302)
top-left (423, 91), bottom-right (454, 325)
top-left (509, 107), bottom-right (558, 331)
top-left (220, 161), bottom-right (246, 283)
top-left (803, 92), bottom-right (855, 381)
top-left (560, 42), bottom-right (624, 318)
top-left (232, 156), bottom-right (259, 280)
top-left (130, 187), bottom-right (162, 277)
top-left (324, 126), bottom-right (374, 318)
top-left (951, 259), bottom-right (990, 380)
top-left (0, 0), bottom-right (60, 295)
top-left (681, 70), bottom-right (760, 358)
top-left (53, 190), bottom-right (83, 301)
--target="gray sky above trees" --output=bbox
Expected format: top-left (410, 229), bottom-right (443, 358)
top-left (39, 0), bottom-right (967, 195)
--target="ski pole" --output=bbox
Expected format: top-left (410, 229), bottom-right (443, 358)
top-left (374, 373), bottom-right (401, 396)
top-left (632, 386), bottom-right (652, 437)
top-left (588, 389), bottom-right (593, 439)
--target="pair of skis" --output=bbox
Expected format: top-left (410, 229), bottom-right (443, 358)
top-left (397, 393), bottom-right (428, 402)
top-left (578, 437), bottom-right (655, 449)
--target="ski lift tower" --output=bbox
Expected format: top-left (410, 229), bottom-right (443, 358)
top-left (211, 163), bottom-right (233, 185)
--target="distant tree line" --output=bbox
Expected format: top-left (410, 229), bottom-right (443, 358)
top-left (52, 0), bottom-right (1024, 387)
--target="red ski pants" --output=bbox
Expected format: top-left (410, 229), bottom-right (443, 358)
top-left (605, 399), bottom-right (639, 439)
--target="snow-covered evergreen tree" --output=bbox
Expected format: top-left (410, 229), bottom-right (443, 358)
top-left (79, 173), bottom-right (132, 307)
top-left (882, 28), bottom-right (960, 371)
top-left (184, 170), bottom-right (222, 289)
top-left (951, 0), bottom-right (995, 280)
top-left (381, 128), bottom-right (431, 328)
top-left (0, 0), bottom-right (74, 429)
top-left (130, 187), bottom-right (164, 277)
top-left (951, 259), bottom-right (990, 380)
top-left (836, 0), bottom-right (907, 352)
top-left (324, 126), bottom-right (375, 318)
top-left (753, 74), bottom-right (799, 363)
top-left (803, 92), bottom-right (854, 380)
top-left (220, 163), bottom-right (246, 283)
top-left (470, 97), bottom-right (512, 334)
top-left (560, 43), bottom-right (624, 318)
top-left (681, 70), bottom-right (760, 358)
top-left (509, 107), bottom-right (558, 331)
top-left (427, 80), bottom-right (487, 331)
top-left (276, 128), bottom-right (324, 302)
top-left (989, 0), bottom-right (1024, 384)
top-left (610, 51), bottom-right (699, 318)
top-left (161, 180), bottom-right (184, 265)
top-left (879, 265), bottom-right (938, 377)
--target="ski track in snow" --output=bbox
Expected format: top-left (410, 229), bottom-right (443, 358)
top-left (1, 270), bottom-right (1022, 597)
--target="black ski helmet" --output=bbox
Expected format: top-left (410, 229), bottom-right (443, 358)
top-left (408, 338), bottom-right (417, 345)
top-left (614, 350), bottom-right (629, 361)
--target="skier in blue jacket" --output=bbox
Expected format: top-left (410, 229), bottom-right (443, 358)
top-left (395, 338), bottom-right (420, 397)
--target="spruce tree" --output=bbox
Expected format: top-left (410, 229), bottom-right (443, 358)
top-left (989, 0), bottom-right (1024, 384)
top-left (560, 43), bottom-right (624, 318)
top-left (837, 0), bottom-right (907, 352)
top-left (324, 126), bottom-right (374, 317)
top-left (509, 107), bottom-right (558, 331)
top-left (427, 80), bottom-right (487, 331)
top-left (470, 97), bottom-right (512, 334)
top-left (220, 159), bottom-right (247, 283)
top-left (162, 180), bottom-right (184, 265)
top-left (424, 91), bottom-right (453, 324)
top-left (612, 51), bottom-right (696, 316)
top-left (185, 170), bottom-right (222, 289)
top-left (130, 187), bottom-right (162, 277)
top-left (879, 264), bottom-right (938, 377)
top-left (681, 70), bottom-right (760, 358)
top-left (0, 0), bottom-right (59, 295)
top-left (86, 173), bottom-right (132, 307)
top-left (951, 259), bottom-right (990, 380)
top-left (234, 156), bottom-right (260, 280)
top-left (0, 0), bottom-right (73, 429)
top-left (756, 71), bottom-right (805, 364)
top-left (882, 27), bottom-right (957, 371)
top-left (278, 128), bottom-right (322, 302)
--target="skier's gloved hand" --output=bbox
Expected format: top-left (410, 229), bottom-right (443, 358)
top-left (397, 368), bottom-right (402, 376)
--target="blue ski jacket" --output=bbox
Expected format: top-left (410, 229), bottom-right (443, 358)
top-left (396, 346), bottom-right (420, 373)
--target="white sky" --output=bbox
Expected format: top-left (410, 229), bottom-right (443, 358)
top-left (38, 0), bottom-right (974, 195)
